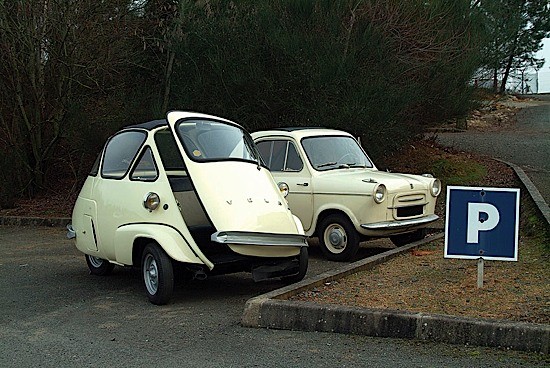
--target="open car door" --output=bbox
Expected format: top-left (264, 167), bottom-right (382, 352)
top-left (166, 111), bottom-right (305, 248)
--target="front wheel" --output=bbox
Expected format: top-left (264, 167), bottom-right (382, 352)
top-left (318, 214), bottom-right (360, 262)
top-left (390, 228), bottom-right (427, 247)
top-left (282, 247), bottom-right (308, 284)
top-left (142, 244), bottom-right (174, 305)
top-left (85, 254), bottom-right (115, 276)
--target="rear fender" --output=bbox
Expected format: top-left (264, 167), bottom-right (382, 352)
top-left (114, 224), bottom-right (212, 269)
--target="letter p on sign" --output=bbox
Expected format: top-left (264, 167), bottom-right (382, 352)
top-left (445, 186), bottom-right (519, 261)
top-left (467, 203), bottom-right (500, 243)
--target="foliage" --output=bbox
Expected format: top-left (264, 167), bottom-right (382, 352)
top-left (0, 0), bottom-right (542, 202)
top-left (474, 0), bottom-right (550, 93)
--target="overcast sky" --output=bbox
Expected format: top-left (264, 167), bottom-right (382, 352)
top-left (535, 38), bottom-right (550, 93)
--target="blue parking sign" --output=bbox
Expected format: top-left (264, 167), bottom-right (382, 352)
top-left (445, 186), bottom-right (520, 261)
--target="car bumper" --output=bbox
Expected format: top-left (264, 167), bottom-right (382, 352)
top-left (360, 214), bottom-right (439, 235)
top-left (211, 231), bottom-right (307, 247)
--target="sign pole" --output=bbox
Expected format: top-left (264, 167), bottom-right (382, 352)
top-left (477, 257), bottom-right (484, 288)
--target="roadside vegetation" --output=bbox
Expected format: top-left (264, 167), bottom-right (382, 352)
top-left (293, 140), bottom-right (550, 325)
top-left (1, 0), bottom-right (549, 206)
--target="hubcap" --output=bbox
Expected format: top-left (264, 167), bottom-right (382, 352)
top-left (88, 255), bottom-right (104, 268)
top-left (143, 254), bottom-right (159, 295)
top-left (324, 224), bottom-right (347, 253)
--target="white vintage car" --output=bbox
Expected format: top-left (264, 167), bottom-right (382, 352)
top-left (252, 128), bottom-right (441, 261)
top-left (67, 112), bottom-right (308, 305)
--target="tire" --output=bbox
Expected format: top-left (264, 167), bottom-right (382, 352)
top-left (318, 214), bottom-right (360, 262)
top-left (85, 254), bottom-right (115, 276)
top-left (141, 244), bottom-right (174, 305)
top-left (282, 247), bottom-right (308, 284)
top-left (390, 228), bottom-right (428, 247)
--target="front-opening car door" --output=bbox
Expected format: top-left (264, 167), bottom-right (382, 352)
top-left (166, 111), bottom-right (301, 236)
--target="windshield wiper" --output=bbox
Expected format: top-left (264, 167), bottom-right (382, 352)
top-left (316, 161), bottom-right (337, 168)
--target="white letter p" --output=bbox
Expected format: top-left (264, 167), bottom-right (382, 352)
top-left (467, 203), bottom-right (500, 243)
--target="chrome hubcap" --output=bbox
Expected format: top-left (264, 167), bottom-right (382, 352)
top-left (324, 224), bottom-right (347, 253)
top-left (143, 254), bottom-right (159, 295)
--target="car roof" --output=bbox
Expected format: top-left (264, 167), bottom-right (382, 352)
top-left (251, 127), bottom-right (353, 140)
top-left (124, 119), bottom-right (168, 131)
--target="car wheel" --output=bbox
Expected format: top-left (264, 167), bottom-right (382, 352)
top-left (281, 247), bottom-right (308, 284)
top-left (318, 214), bottom-right (360, 262)
top-left (142, 244), bottom-right (174, 305)
top-left (390, 228), bottom-right (428, 247)
top-left (85, 254), bottom-right (115, 276)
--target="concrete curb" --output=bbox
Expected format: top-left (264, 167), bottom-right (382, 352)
top-left (242, 232), bottom-right (550, 353)
top-left (496, 159), bottom-right (550, 229)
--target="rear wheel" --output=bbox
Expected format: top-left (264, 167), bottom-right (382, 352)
top-left (390, 228), bottom-right (428, 247)
top-left (142, 244), bottom-right (174, 305)
top-left (85, 254), bottom-right (114, 276)
top-left (318, 214), bottom-right (360, 262)
top-left (282, 247), bottom-right (308, 284)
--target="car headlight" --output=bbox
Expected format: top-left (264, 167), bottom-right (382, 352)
top-left (278, 182), bottom-right (289, 198)
top-left (373, 184), bottom-right (386, 203)
top-left (143, 192), bottom-right (161, 211)
top-left (430, 179), bottom-right (441, 197)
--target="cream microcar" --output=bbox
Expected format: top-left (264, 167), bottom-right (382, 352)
top-left (68, 112), bottom-right (308, 304)
top-left (252, 128), bottom-right (441, 261)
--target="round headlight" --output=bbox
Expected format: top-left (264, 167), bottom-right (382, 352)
top-left (430, 179), bottom-right (441, 197)
top-left (143, 192), bottom-right (161, 211)
top-left (278, 182), bottom-right (289, 198)
top-left (373, 184), bottom-right (386, 204)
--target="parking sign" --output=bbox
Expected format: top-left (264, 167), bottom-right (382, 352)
top-left (445, 186), bottom-right (520, 261)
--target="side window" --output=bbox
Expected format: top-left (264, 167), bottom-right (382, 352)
top-left (102, 131), bottom-right (146, 179)
top-left (256, 140), bottom-right (303, 172)
top-left (130, 147), bottom-right (158, 181)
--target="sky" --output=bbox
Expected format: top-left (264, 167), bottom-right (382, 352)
top-left (535, 38), bottom-right (550, 93)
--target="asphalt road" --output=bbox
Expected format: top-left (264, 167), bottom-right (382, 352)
top-left (436, 94), bottom-right (550, 202)
top-left (0, 226), bottom-right (544, 367)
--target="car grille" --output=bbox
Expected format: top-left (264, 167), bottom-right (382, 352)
top-left (393, 193), bottom-right (426, 219)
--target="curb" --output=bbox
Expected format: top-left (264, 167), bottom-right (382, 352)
top-left (496, 159), bottom-right (550, 229)
top-left (242, 233), bottom-right (549, 354)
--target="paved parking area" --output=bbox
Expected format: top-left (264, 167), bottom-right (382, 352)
top-left (0, 225), bottom-right (545, 367)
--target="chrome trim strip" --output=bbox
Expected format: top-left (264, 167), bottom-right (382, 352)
top-left (211, 231), bottom-right (307, 247)
top-left (360, 214), bottom-right (439, 230)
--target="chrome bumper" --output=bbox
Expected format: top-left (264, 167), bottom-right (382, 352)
top-left (66, 224), bottom-right (76, 239)
top-left (211, 231), bottom-right (307, 247)
top-left (360, 214), bottom-right (439, 232)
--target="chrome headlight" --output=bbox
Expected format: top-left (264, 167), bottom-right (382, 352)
top-left (430, 179), bottom-right (441, 197)
top-left (278, 182), bottom-right (289, 198)
top-left (143, 192), bottom-right (161, 211)
top-left (373, 184), bottom-right (386, 204)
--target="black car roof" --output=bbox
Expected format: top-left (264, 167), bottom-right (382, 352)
top-left (269, 127), bottom-right (327, 132)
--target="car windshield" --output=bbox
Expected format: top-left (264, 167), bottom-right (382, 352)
top-left (301, 135), bottom-right (373, 171)
top-left (176, 119), bottom-right (262, 163)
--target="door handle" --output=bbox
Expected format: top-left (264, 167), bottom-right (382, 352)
top-left (296, 183), bottom-right (309, 187)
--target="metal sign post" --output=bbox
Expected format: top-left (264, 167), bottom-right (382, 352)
top-left (477, 257), bottom-right (484, 288)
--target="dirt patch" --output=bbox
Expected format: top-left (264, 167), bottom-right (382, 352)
top-left (292, 236), bottom-right (549, 324)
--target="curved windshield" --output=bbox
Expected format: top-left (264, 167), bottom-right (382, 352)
top-left (176, 119), bottom-right (262, 163)
top-left (301, 136), bottom-right (373, 171)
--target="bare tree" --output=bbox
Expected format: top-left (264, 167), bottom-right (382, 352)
top-left (0, 0), bottom-right (140, 196)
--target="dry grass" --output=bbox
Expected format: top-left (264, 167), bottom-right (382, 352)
top-left (292, 237), bottom-right (549, 324)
